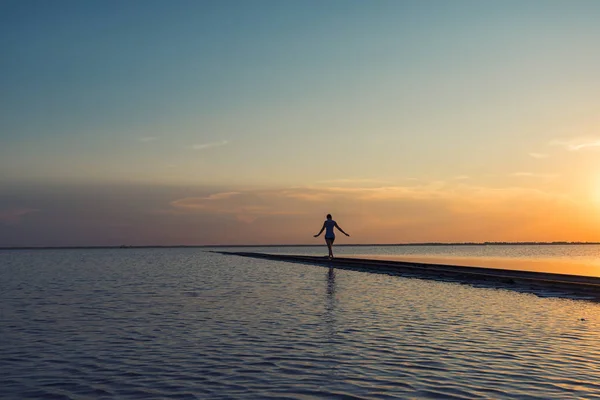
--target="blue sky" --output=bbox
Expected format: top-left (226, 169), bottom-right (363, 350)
top-left (2, 1), bottom-right (600, 245)
top-left (2, 1), bottom-right (599, 184)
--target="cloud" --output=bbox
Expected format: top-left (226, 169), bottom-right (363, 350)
top-left (529, 152), bottom-right (549, 159)
top-left (139, 136), bottom-right (158, 142)
top-left (172, 192), bottom-right (241, 209)
top-left (1, 182), bottom-right (594, 246)
top-left (278, 190), bottom-right (332, 202)
top-left (550, 138), bottom-right (600, 151)
top-left (164, 183), bottom-right (575, 233)
top-left (192, 140), bottom-right (229, 150)
top-left (315, 178), bottom-right (392, 186)
top-left (0, 208), bottom-right (39, 224)
top-left (170, 191), bottom-right (303, 223)
top-left (511, 172), bottom-right (558, 179)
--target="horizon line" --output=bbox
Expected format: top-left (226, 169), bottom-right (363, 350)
top-left (1, 241), bottom-right (600, 250)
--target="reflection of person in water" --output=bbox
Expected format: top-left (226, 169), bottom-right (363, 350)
top-left (327, 267), bottom-right (336, 296)
top-left (314, 214), bottom-right (349, 259)
top-left (322, 266), bottom-right (339, 370)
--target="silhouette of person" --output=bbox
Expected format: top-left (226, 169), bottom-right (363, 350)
top-left (314, 214), bottom-right (349, 259)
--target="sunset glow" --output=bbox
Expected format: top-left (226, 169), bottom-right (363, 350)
top-left (2, 1), bottom-right (600, 246)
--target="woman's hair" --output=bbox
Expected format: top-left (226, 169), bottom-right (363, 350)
top-left (326, 214), bottom-right (332, 219)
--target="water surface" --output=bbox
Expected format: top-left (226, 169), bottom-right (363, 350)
top-left (2, 248), bottom-right (600, 399)
top-left (262, 244), bottom-right (600, 277)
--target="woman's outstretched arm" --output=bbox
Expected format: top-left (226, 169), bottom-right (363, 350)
top-left (314, 222), bottom-right (326, 237)
top-left (334, 222), bottom-right (350, 236)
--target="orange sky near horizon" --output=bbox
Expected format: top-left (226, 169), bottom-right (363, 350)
top-left (1, 178), bottom-right (600, 246)
top-left (161, 183), bottom-right (600, 245)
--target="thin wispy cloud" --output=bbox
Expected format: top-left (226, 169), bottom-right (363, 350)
top-left (315, 178), bottom-right (392, 186)
top-left (170, 191), bottom-right (302, 223)
top-left (511, 172), bottom-right (558, 179)
top-left (201, 192), bottom-right (241, 201)
top-left (192, 140), bottom-right (229, 150)
top-left (164, 183), bottom-right (572, 228)
top-left (138, 136), bottom-right (158, 142)
top-left (529, 152), bottom-right (549, 159)
top-left (0, 208), bottom-right (39, 224)
top-left (550, 138), bottom-right (600, 151)
top-left (2, 183), bottom-right (586, 247)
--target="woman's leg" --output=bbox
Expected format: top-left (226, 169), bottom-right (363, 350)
top-left (325, 238), bottom-right (334, 258)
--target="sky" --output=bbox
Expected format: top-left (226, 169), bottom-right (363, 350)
top-left (2, 0), bottom-right (600, 246)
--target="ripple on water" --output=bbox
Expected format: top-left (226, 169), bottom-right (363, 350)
top-left (2, 248), bottom-right (600, 399)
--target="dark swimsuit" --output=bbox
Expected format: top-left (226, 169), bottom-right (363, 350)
top-left (324, 220), bottom-right (336, 241)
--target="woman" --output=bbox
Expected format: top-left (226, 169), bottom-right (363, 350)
top-left (314, 214), bottom-right (349, 259)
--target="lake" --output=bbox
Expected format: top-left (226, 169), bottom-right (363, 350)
top-left (265, 244), bottom-right (600, 277)
top-left (2, 246), bottom-right (600, 399)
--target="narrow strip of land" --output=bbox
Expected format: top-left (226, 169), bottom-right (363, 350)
top-left (218, 252), bottom-right (600, 301)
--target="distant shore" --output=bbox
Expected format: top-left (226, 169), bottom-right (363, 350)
top-left (1, 241), bottom-right (600, 250)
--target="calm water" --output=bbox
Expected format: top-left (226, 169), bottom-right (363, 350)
top-left (262, 243), bottom-right (600, 261)
top-left (264, 244), bottom-right (600, 277)
top-left (2, 247), bottom-right (600, 399)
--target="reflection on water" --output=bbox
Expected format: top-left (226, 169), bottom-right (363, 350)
top-left (350, 254), bottom-right (600, 277)
top-left (322, 267), bottom-right (339, 382)
top-left (327, 267), bottom-right (336, 297)
top-left (324, 267), bottom-right (336, 339)
top-left (253, 244), bottom-right (600, 277)
top-left (2, 248), bottom-right (600, 399)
